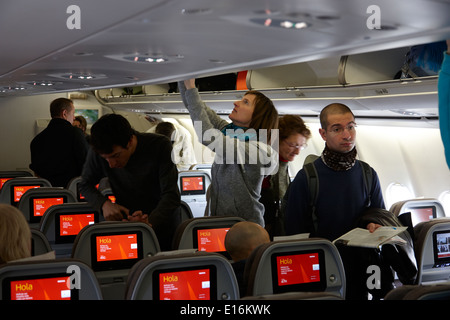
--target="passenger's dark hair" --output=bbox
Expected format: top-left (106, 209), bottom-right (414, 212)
top-left (319, 103), bottom-right (355, 129)
top-left (246, 90), bottom-right (279, 143)
top-left (74, 115), bottom-right (87, 131)
top-left (90, 113), bottom-right (136, 154)
top-left (279, 115), bottom-right (311, 141)
top-left (50, 98), bottom-right (73, 118)
top-left (155, 122), bottom-right (176, 140)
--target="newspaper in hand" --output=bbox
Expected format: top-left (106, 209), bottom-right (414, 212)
top-left (333, 226), bottom-right (408, 248)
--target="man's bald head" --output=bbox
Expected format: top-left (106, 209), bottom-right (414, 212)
top-left (225, 221), bottom-right (270, 262)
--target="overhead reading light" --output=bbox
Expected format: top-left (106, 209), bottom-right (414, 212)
top-left (250, 18), bottom-right (310, 29)
top-left (126, 56), bottom-right (168, 63)
top-left (48, 72), bottom-right (106, 80)
top-left (28, 81), bottom-right (54, 86)
top-left (106, 53), bottom-right (183, 64)
top-left (1, 86), bottom-right (26, 93)
top-left (62, 74), bottom-right (95, 80)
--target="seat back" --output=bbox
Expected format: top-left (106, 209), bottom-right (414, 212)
top-left (179, 200), bottom-right (194, 222)
top-left (71, 221), bottom-right (160, 299)
top-left (17, 187), bottom-right (77, 228)
top-left (244, 238), bottom-right (346, 299)
top-left (0, 171), bottom-right (33, 192)
top-left (385, 283), bottom-right (450, 300)
top-left (31, 229), bottom-right (53, 256)
top-left (172, 216), bottom-right (245, 256)
top-left (189, 163), bottom-right (212, 179)
top-left (390, 198), bottom-right (446, 227)
top-left (66, 176), bottom-right (83, 201)
top-left (413, 218), bottom-right (450, 284)
top-left (178, 170), bottom-right (211, 217)
top-left (0, 259), bottom-right (102, 300)
top-left (125, 251), bottom-right (239, 300)
top-left (39, 202), bottom-right (101, 258)
top-left (0, 177), bottom-right (51, 206)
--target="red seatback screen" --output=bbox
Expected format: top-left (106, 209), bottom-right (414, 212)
top-left (13, 185), bottom-right (40, 202)
top-left (410, 207), bottom-right (435, 226)
top-left (197, 228), bottom-right (229, 252)
top-left (33, 197), bottom-right (64, 217)
top-left (10, 276), bottom-right (72, 300)
top-left (159, 268), bottom-right (211, 300)
top-left (59, 213), bottom-right (95, 236)
top-left (0, 178), bottom-right (12, 191)
top-left (96, 233), bottom-right (139, 262)
top-left (276, 252), bottom-right (321, 286)
top-left (182, 176), bottom-right (204, 192)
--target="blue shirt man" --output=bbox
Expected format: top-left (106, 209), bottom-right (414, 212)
top-left (285, 103), bottom-right (385, 241)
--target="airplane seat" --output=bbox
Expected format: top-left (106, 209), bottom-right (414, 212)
top-left (125, 251), bottom-right (240, 300)
top-left (100, 187), bottom-right (116, 203)
top-left (172, 216), bottom-right (245, 257)
top-left (66, 176), bottom-right (83, 201)
top-left (243, 238), bottom-right (346, 299)
top-left (0, 259), bottom-right (102, 300)
top-left (384, 283), bottom-right (450, 300)
top-left (0, 170), bottom-right (33, 191)
top-left (0, 177), bottom-right (51, 206)
top-left (17, 187), bottom-right (77, 228)
top-left (189, 163), bottom-right (212, 179)
top-left (390, 198), bottom-right (445, 227)
top-left (178, 170), bottom-right (211, 218)
top-left (31, 229), bottom-right (53, 256)
top-left (179, 200), bottom-right (194, 222)
top-left (71, 221), bottom-right (160, 300)
top-left (39, 202), bottom-right (101, 258)
top-left (413, 218), bottom-right (450, 284)
top-left (241, 291), bottom-right (344, 300)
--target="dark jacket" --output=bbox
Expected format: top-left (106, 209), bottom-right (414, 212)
top-left (29, 118), bottom-right (89, 187)
top-left (79, 132), bottom-right (181, 250)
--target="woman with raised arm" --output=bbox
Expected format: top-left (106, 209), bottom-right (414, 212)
top-left (179, 79), bottom-right (279, 226)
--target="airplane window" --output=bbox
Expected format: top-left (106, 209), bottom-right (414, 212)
top-left (385, 182), bottom-right (414, 209)
top-left (438, 191), bottom-right (450, 216)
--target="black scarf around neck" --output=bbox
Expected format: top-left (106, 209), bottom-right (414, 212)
top-left (321, 144), bottom-right (357, 171)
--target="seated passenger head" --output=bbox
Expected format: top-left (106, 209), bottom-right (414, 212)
top-left (0, 204), bottom-right (31, 264)
top-left (229, 91), bottom-right (279, 143)
top-left (50, 98), bottom-right (75, 124)
top-left (155, 122), bottom-right (176, 142)
top-left (278, 115), bottom-right (311, 162)
top-left (90, 114), bottom-right (137, 169)
top-left (319, 103), bottom-right (357, 154)
top-left (73, 115), bottom-right (87, 133)
top-left (225, 221), bottom-right (270, 262)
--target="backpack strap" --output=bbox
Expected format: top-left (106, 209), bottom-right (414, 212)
top-left (303, 162), bottom-right (319, 232)
top-left (304, 159), bottom-right (374, 233)
top-left (359, 160), bottom-right (373, 207)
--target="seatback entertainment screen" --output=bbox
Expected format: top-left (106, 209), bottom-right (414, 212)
top-left (433, 230), bottom-right (450, 267)
top-left (29, 196), bottom-right (66, 223)
top-left (153, 265), bottom-right (217, 300)
top-left (55, 212), bottom-right (97, 244)
top-left (409, 206), bottom-right (436, 226)
top-left (11, 184), bottom-right (43, 206)
top-left (90, 231), bottom-right (143, 271)
top-left (271, 249), bottom-right (326, 293)
top-left (180, 176), bottom-right (205, 195)
top-left (3, 273), bottom-right (78, 300)
top-left (193, 227), bottom-right (229, 254)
